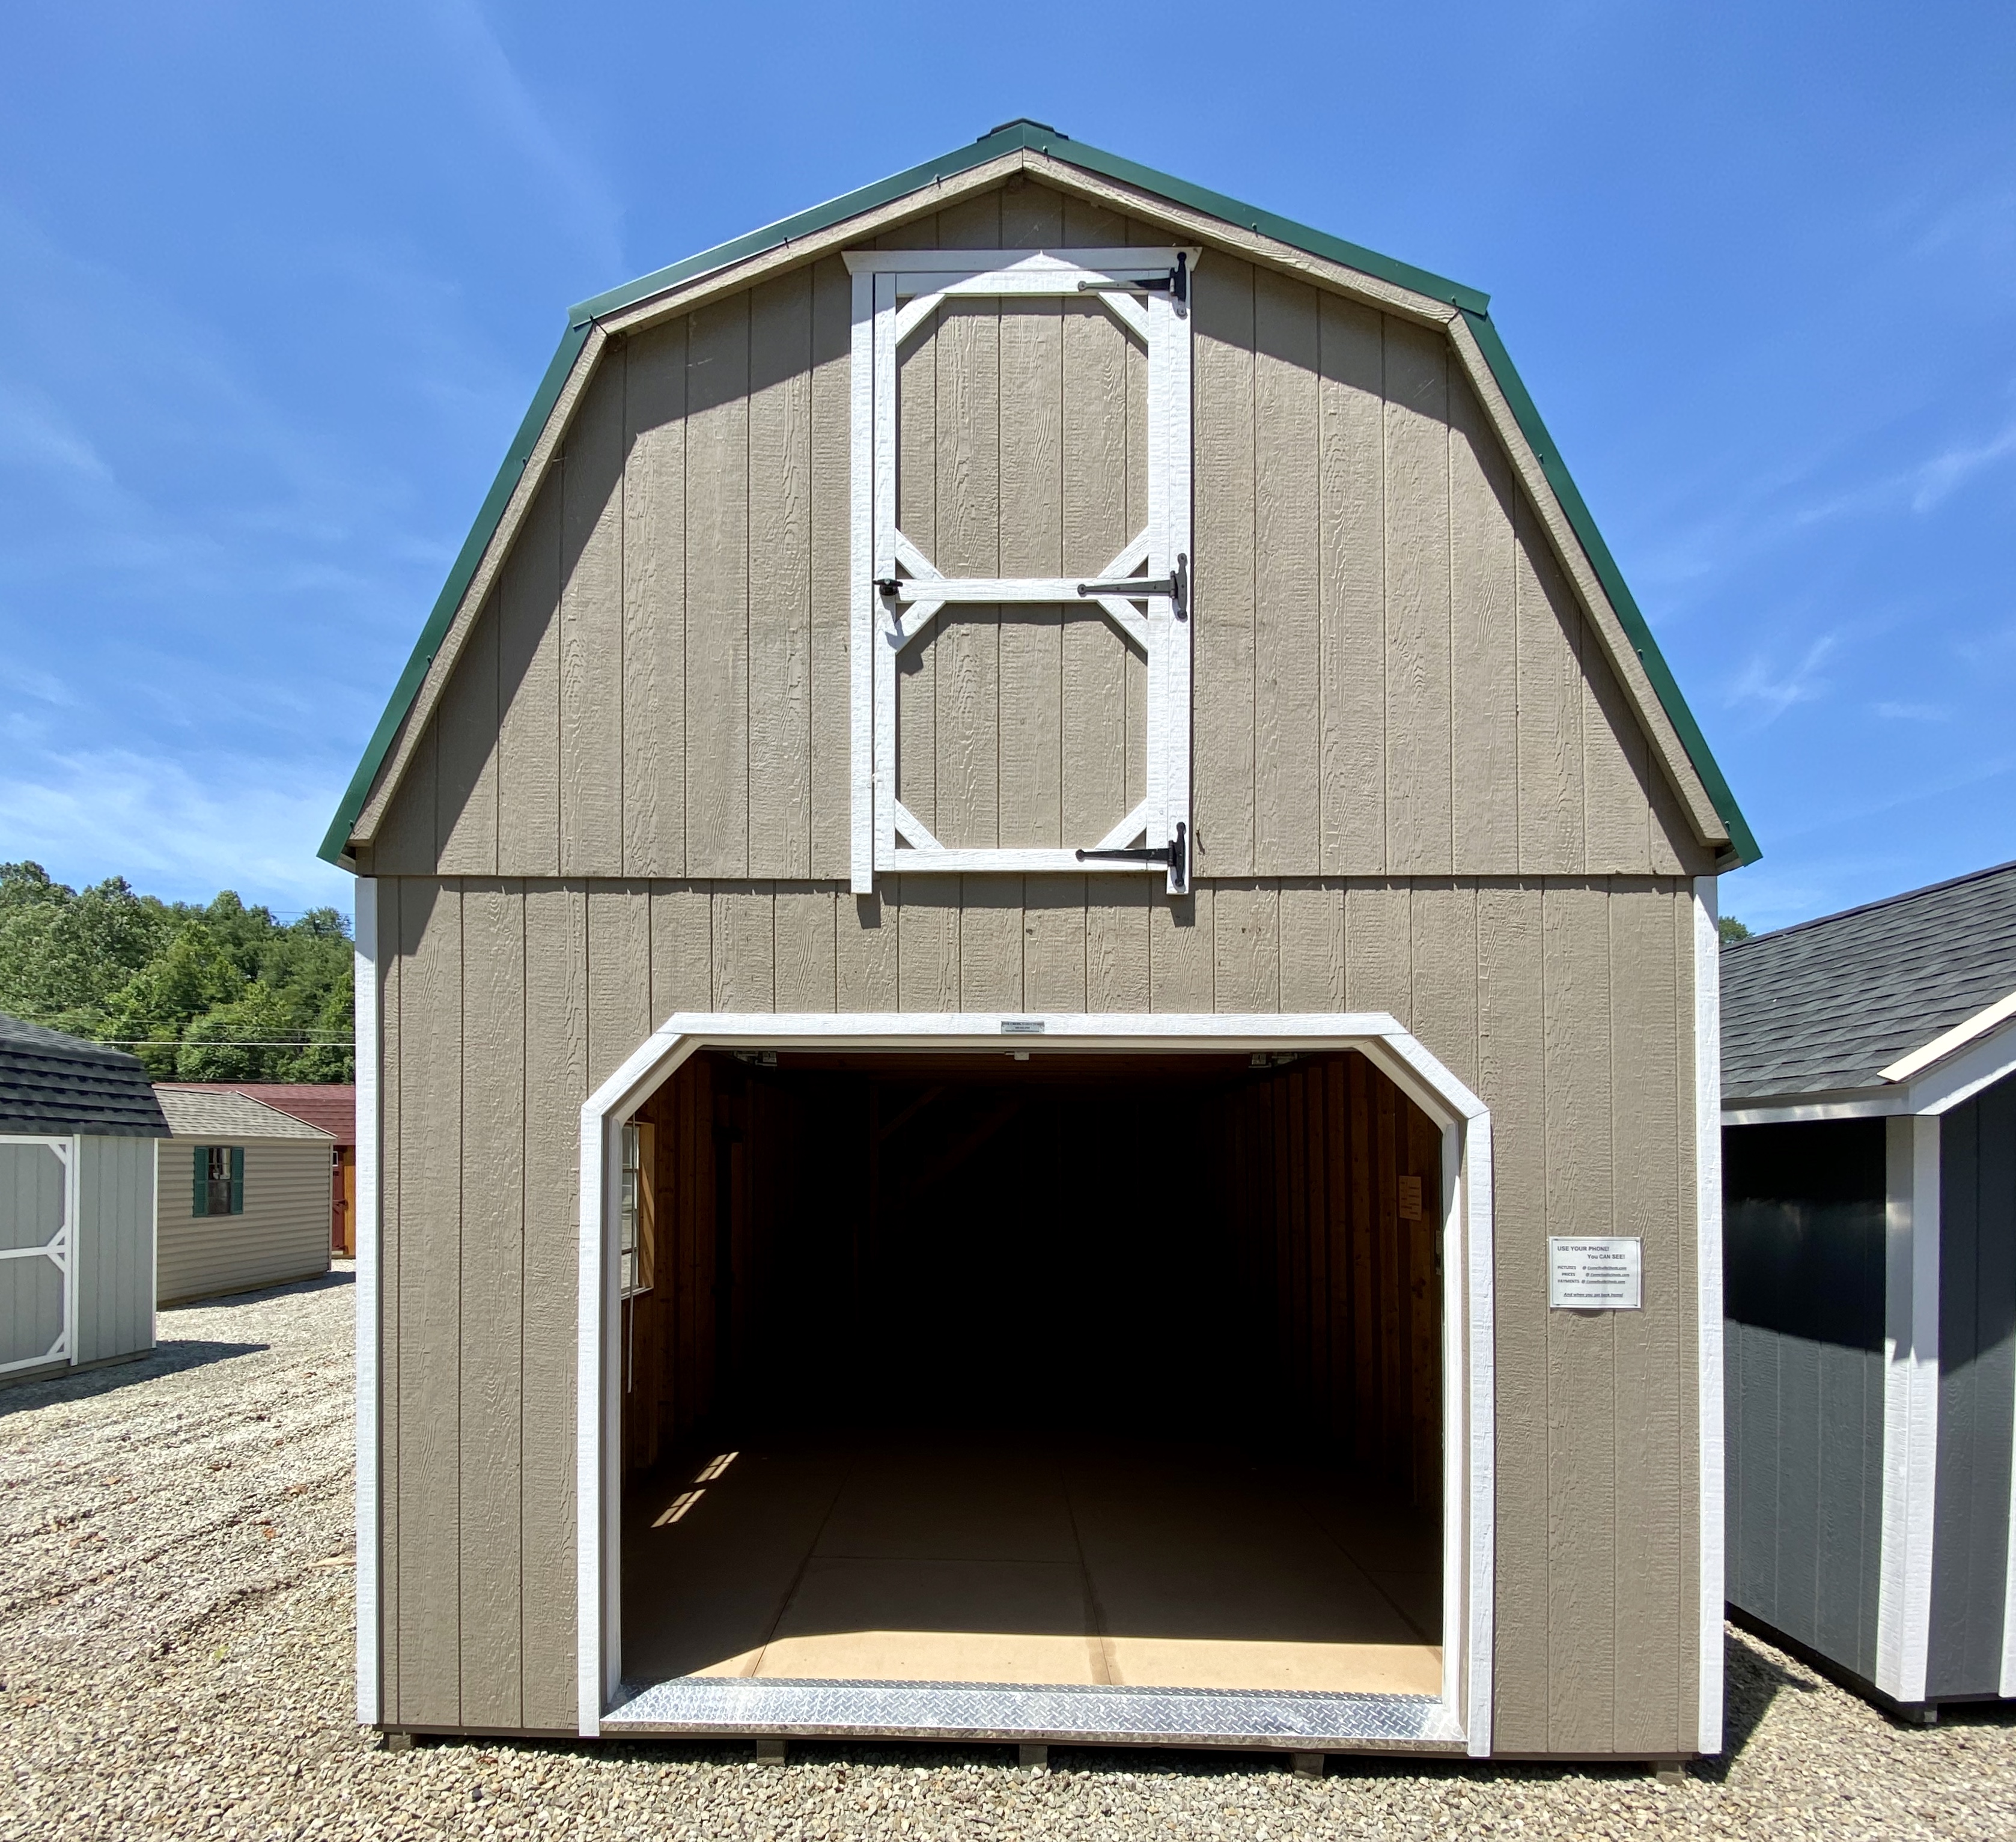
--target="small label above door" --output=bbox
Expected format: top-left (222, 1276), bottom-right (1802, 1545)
top-left (1549, 1237), bottom-right (1642, 1310)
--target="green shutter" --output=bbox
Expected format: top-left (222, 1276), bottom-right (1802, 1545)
top-left (192, 1146), bottom-right (209, 1217)
top-left (229, 1146), bottom-right (245, 1215)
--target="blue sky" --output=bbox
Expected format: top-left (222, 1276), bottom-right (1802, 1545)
top-left (1, 2), bottom-right (2011, 931)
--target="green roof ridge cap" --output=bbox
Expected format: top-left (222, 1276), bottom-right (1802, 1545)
top-left (321, 127), bottom-right (1752, 869)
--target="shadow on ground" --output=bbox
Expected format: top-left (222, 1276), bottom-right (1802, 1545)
top-left (0, 1337), bottom-right (268, 1416)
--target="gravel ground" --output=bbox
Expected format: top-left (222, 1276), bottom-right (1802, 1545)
top-left (3, 1268), bottom-right (2011, 1841)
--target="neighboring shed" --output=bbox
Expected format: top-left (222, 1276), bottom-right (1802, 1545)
top-left (166, 1084), bottom-right (358, 1254)
top-left (0, 1013), bottom-right (168, 1385)
top-left (153, 1087), bottom-right (335, 1307)
top-left (326, 123), bottom-right (1755, 1764)
top-left (1723, 859), bottom-right (2016, 1716)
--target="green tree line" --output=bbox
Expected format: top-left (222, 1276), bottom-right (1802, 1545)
top-left (0, 862), bottom-right (353, 1082)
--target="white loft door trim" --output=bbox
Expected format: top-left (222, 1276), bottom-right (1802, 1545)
top-left (848, 251), bottom-right (1196, 896)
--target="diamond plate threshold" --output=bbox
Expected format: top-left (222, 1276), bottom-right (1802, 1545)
top-left (603, 1678), bottom-right (1465, 1752)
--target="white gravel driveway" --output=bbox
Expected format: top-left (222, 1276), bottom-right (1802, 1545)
top-left (3, 1268), bottom-right (2011, 1840)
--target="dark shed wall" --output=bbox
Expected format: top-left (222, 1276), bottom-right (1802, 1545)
top-left (1723, 1119), bottom-right (1887, 1682)
top-left (1929, 1070), bottom-right (2016, 1697)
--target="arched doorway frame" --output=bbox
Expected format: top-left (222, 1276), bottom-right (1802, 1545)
top-left (574, 1011), bottom-right (1496, 1754)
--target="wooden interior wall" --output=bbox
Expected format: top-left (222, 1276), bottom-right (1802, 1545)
top-left (367, 177), bottom-right (1714, 885)
top-left (1213, 1054), bottom-right (1442, 1504)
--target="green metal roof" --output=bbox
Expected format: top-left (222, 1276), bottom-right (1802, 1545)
top-left (320, 118), bottom-right (1757, 868)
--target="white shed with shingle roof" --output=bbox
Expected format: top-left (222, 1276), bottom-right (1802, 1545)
top-left (154, 1086), bottom-right (333, 1307)
top-left (1721, 859), bottom-right (2016, 1720)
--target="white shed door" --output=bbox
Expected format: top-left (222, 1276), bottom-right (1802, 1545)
top-left (847, 248), bottom-right (1196, 895)
top-left (0, 1138), bottom-right (73, 1375)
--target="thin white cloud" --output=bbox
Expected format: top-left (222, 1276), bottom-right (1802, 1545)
top-left (1910, 418), bottom-right (2016, 512)
top-left (1726, 634), bottom-right (1838, 722)
top-left (424, 0), bottom-right (626, 279)
top-left (1874, 700), bottom-right (1947, 722)
top-left (0, 747), bottom-right (352, 913)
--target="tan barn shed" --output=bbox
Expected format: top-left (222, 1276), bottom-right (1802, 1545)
top-left (153, 1087), bottom-right (335, 1306)
top-left (323, 122), bottom-right (1756, 1767)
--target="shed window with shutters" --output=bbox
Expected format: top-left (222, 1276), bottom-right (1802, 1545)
top-left (846, 248), bottom-right (1197, 896)
top-left (191, 1145), bottom-right (244, 1217)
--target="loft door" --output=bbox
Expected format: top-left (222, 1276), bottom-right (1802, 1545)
top-left (847, 248), bottom-right (1197, 895)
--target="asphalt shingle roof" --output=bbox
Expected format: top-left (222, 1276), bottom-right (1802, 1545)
top-left (0, 1014), bottom-right (171, 1138)
top-left (153, 1087), bottom-right (335, 1142)
top-left (1722, 860), bottom-right (2016, 1102)
top-left (163, 1083), bottom-right (354, 1144)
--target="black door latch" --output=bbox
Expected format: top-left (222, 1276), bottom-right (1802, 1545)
top-left (1076, 821), bottom-right (1187, 890)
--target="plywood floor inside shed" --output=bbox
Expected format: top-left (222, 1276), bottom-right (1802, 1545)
top-left (622, 1433), bottom-right (1441, 1695)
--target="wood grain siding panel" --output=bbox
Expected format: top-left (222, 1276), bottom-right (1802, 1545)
top-left (997, 292), bottom-right (1064, 850)
top-left (749, 270), bottom-right (815, 879)
top-left (1253, 269), bottom-right (1321, 875)
top-left (1278, 881), bottom-right (1347, 1009)
top-left (1023, 876), bottom-right (1089, 1012)
top-left (1062, 299), bottom-right (1131, 845)
top-left (684, 293), bottom-right (752, 876)
top-left (1192, 254), bottom-right (1256, 877)
top-left (560, 350), bottom-right (627, 877)
top-left (1541, 880), bottom-right (1616, 1751)
top-left (1150, 887), bottom-right (1214, 1013)
top-left (1514, 497), bottom-right (1585, 875)
top-left (711, 885), bottom-right (776, 1012)
top-left (622, 317), bottom-right (688, 877)
top-left (497, 475), bottom-right (564, 877)
top-left (1477, 881), bottom-right (1548, 1749)
top-left (436, 593), bottom-right (500, 875)
top-left (520, 881), bottom-right (585, 1729)
top-left (1383, 318), bottom-right (1453, 877)
top-left (650, 884), bottom-right (712, 1021)
top-left (395, 877), bottom-right (461, 1727)
top-left (1448, 372), bottom-right (1518, 874)
top-left (959, 875), bottom-right (1025, 1011)
top-left (458, 881), bottom-right (525, 1728)
top-left (373, 720), bottom-right (438, 876)
top-left (774, 884), bottom-right (838, 1011)
top-left (932, 301), bottom-right (1002, 848)
top-left (836, 887), bottom-right (899, 1011)
top-left (1212, 883), bottom-right (1279, 1012)
top-left (1085, 874), bottom-right (1151, 1012)
top-left (809, 258), bottom-right (854, 882)
top-left (1317, 296), bottom-right (1386, 873)
top-left (589, 885), bottom-right (653, 1092)
top-left (1609, 883), bottom-right (1684, 1752)
top-left (894, 875), bottom-right (961, 1011)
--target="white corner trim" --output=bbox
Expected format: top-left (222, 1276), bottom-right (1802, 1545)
top-left (1875, 1114), bottom-right (1941, 1704)
top-left (352, 879), bottom-right (383, 1727)
top-left (1693, 878), bottom-right (1726, 1753)
top-left (573, 1013), bottom-right (1494, 1749)
top-left (1880, 987), bottom-right (2016, 1084)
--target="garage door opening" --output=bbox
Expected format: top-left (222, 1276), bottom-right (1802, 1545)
top-left (612, 1045), bottom-right (1449, 1709)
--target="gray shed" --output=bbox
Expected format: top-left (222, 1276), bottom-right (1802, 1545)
top-left (0, 1013), bottom-right (169, 1385)
top-left (1723, 859), bottom-right (2016, 1716)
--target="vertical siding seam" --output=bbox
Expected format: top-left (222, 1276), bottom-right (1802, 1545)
top-left (745, 296), bottom-right (755, 877)
top-left (515, 881), bottom-right (529, 1726)
top-left (617, 350), bottom-right (628, 880)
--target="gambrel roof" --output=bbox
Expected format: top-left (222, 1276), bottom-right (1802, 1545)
top-left (321, 120), bottom-right (1756, 869)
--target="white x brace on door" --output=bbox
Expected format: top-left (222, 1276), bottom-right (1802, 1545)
top-left (845, 248), bottom-right (1198, 896)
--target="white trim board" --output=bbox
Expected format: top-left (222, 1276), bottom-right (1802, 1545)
top-left (352, 880), bottom-right (383, 1727)
top-left (1874, 1114), bottom-right (1941, 1705)
top-left (573, 1012), bottom-right (1497, 1757)
top-left (1880, 987), bottom-right (2016, 1085)
top-left (1693, 878), bottom-right (1726, 1752)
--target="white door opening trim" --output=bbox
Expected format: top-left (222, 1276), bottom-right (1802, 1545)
top-left (576, 1012), bottom-right (1496, 1756)
top-left (845, 249), bottom-right (1198, 896)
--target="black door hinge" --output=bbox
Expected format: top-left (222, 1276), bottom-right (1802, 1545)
top-left (1076, 821), bottom-right (1187, 890)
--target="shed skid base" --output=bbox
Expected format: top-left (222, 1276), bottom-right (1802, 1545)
top-left (602, 1679), bottom-right (1463, 1752)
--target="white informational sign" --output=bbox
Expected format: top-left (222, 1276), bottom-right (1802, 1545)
top-left (1549, 1237), bottom-right (1642, 1310)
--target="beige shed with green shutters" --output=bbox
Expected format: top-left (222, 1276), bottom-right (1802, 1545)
top-left (324, 122), bottom-right (1755, 1769)
top-left (153, 1086), bottom-right (333, 1307)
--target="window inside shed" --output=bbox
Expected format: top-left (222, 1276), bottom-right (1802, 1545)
top-left (616, 1047), bottom-right (1446, 1700)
